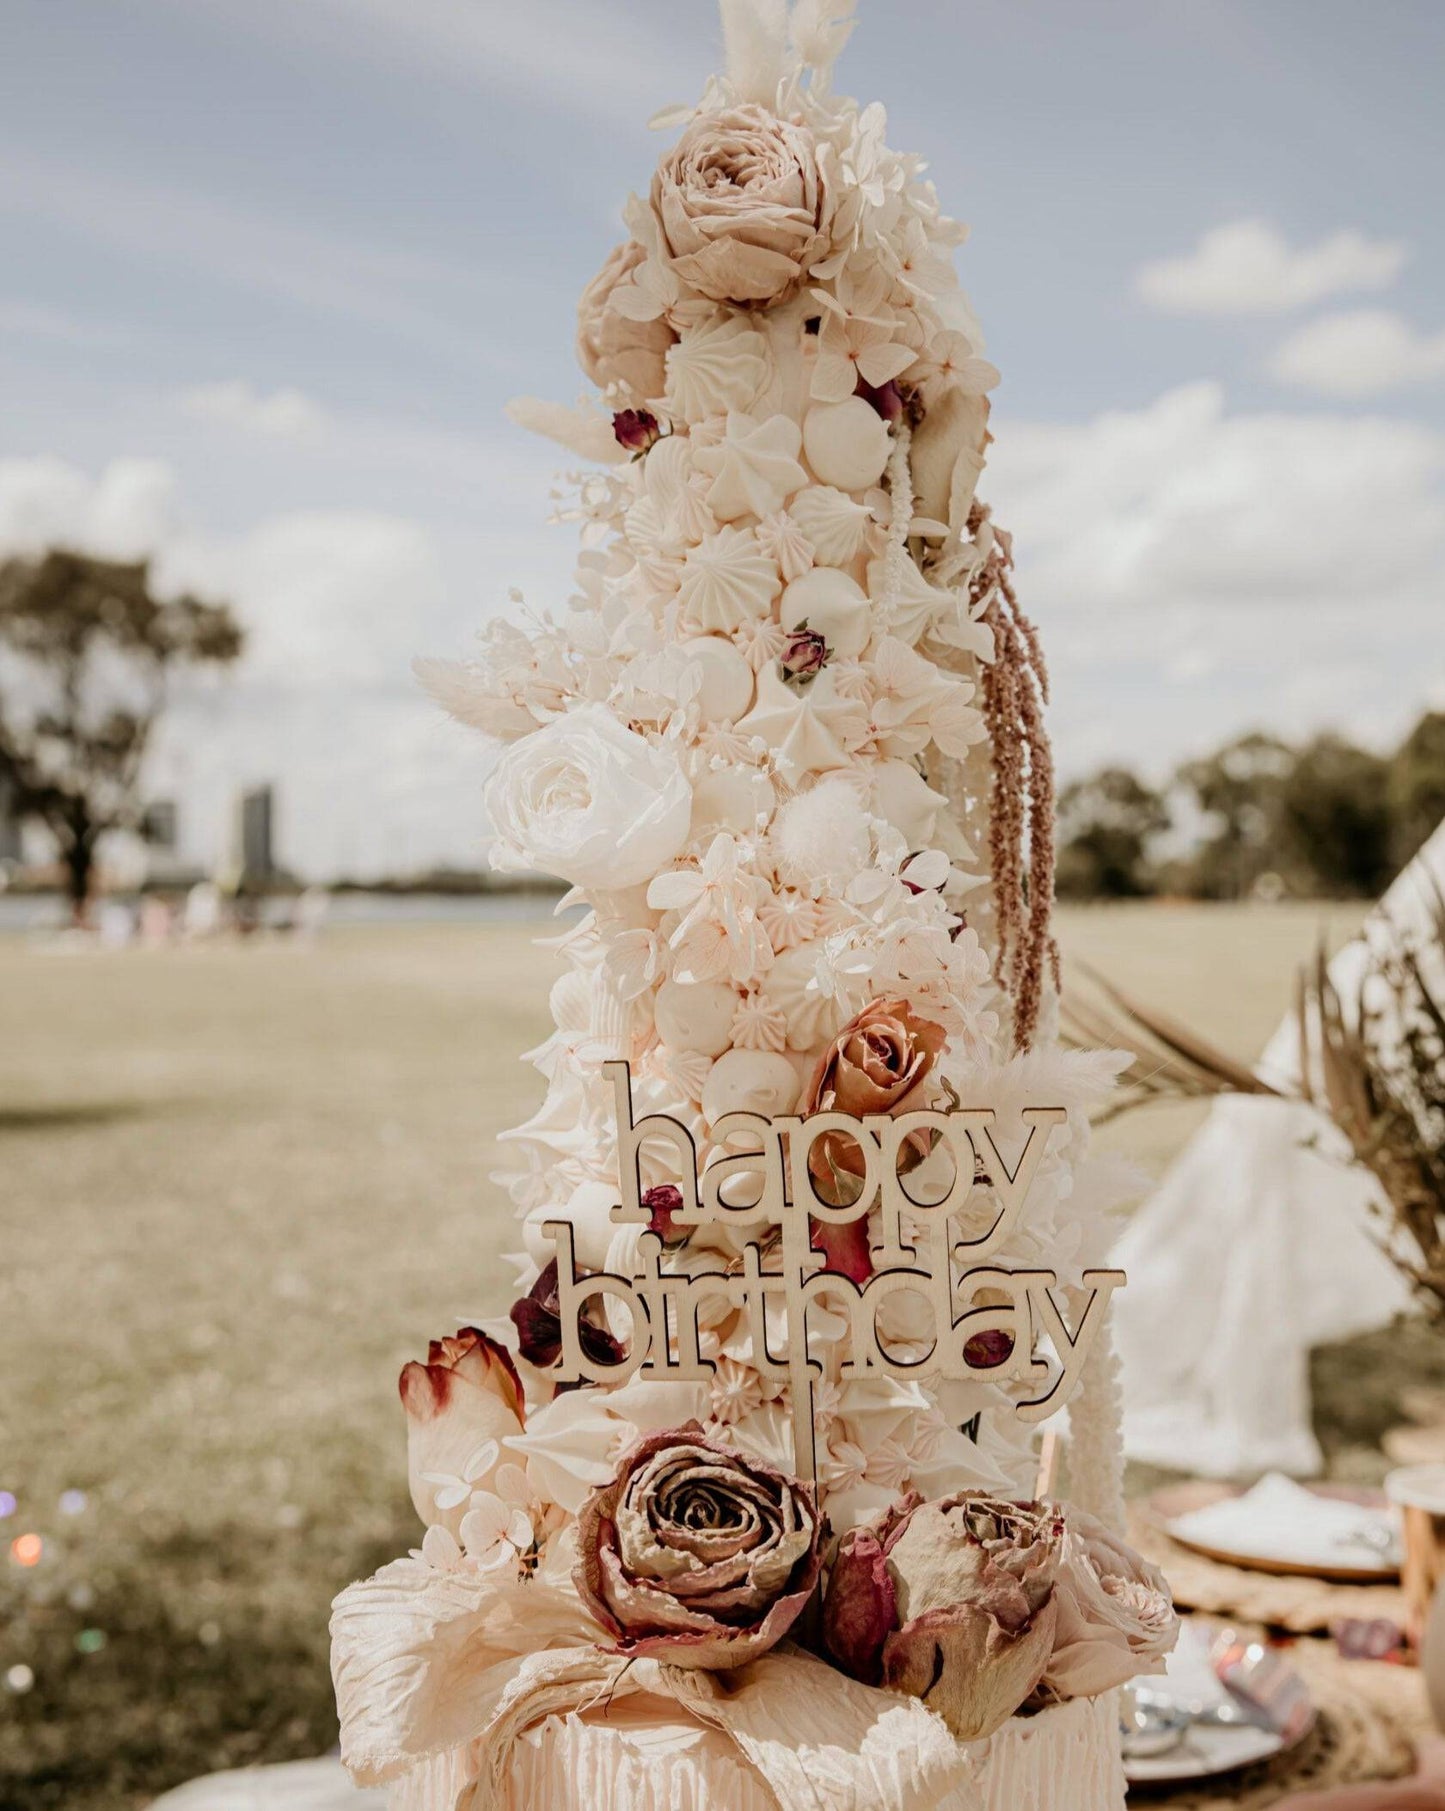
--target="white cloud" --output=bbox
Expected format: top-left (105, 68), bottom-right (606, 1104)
top-left (0, 155), bottom-right (506, 371)
top-left (1267, 309), bottom-right (1445, 398)
top-left (0, 456), bottom-right (495, 877)
top-left (986, 383), bottom-right (1445, 771)
top-left (151, 0), bottom-right (699, 132)
top-left (181, 380), bottom-right (328, 439)
top-left (0, 455), bottom-right (179, 557)
top-left (1136, 219), bottom-right (1406, 315)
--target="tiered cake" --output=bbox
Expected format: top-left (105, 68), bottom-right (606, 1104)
top-left (331, 5), bottom-right (1176, 1807)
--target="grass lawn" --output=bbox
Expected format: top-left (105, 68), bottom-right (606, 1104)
top-left (0, 901), bottom-right (1388, 1806)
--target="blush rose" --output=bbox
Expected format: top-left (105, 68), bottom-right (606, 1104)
top-left (652, 105), bottom-right (834, 306)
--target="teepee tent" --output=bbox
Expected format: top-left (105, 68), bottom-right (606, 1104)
top-left (1113, 822), bottom-right (1445, 1479)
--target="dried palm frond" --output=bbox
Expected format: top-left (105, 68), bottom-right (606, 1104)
top-left (1061, 960), bottom-right (1285, 1124)
top-left (1066, 876), bottom-right (1445, 1315)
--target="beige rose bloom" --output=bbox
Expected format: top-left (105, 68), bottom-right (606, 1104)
top-left (652, 105), bottom-right (834, 306)
top-left (576, 241), bottom-right (677, 405)
top-left (575, 1424), bottom-right (822, 1669)
top-left (1042, 1507), bottom-right (1179, 1699)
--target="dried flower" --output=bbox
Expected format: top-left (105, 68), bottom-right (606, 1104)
top-left (1042, 1508), bottom-right (1178, 1699)
top-left (575, 1424), bottom-right (823, 1668)
top-left (652, 106), bottom-right (834, 306)
top-left (803, 997), bottom-right (947, 1196)
top-left (577, 241), bottom-right (676, 402)
top-left (509, 1259), bottom-right (624, 1371)
top-left (398, 1329), bottom-right (525, 1538)
top-left (612, 408), bottom-right (663, 455)
top-left (642, 1182), bottom-right (685, 1245)
top-left (823, 1494), bottom-right (1063, 1741)
top-left (780, 625), bottom-right (829, 685)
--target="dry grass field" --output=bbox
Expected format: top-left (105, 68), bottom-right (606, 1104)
top-left (0, 900), bottom-right (1394, 1807)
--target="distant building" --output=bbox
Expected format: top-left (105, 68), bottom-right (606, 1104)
top-left (234, 784), bottom-right (276, 888)
top-left (142, 798), bottom-right (178, 853)
top-left (0, 776), bottom-right (20, 865)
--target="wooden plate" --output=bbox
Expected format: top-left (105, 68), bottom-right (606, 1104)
top-left (1149, 1481), bottom-right (1399, 1583)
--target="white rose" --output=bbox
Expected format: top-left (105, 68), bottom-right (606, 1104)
top-left (485, 704), bottom-right (692, 892)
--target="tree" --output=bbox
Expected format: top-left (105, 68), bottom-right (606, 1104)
top-left (1275, 734), bottom-right (1391, 898)
top-left (1056, 766), bottom-right (1169, 899)
top-left (1389, 712), bottom-right (1445, 870)
top-left (0, 549), bottom-right (243, 922)
top-left (1174, 732), bottom-right (1294, 899)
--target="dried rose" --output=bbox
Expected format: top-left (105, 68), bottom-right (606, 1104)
top-left (857, 377), bottom-right (905, 424)
top-left (780, 625), bottom-right (828, 684)
top-left (398, 1328), bottom-right (525, 1537)
top-left (576, 240), bottom-right (676, 403)
top-left (1041, 1508), bottom-right (1179, 1699)
top-left (652, 105), bottom-right (834, 306)
top-left (509, 1258), bottom-right (624, 1372)
top-left (824, 1493), bottom-right (1063, 1742)
top-left (643, 1182), bottom-right (686, 1245)
top-left (612, 409), bottom-right (663, 456)
top-left (575, 1424), bottom-right (823, 1669)
top-left (801, 996), bottom-right (947, 1246)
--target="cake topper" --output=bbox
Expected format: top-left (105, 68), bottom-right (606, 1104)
top-left (546, 1062), bottom-right (1125, 1479)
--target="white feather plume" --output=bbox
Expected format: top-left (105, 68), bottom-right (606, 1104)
top-left (721, 0), bottom-right (789, 103)
top-left (504, 396), bottom-right (625, 466)
top-left (788, 0), bottom-right (858, 76)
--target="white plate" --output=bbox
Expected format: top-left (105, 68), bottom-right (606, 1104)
top-left (1122, 1623), bottom-right (1315, 1786)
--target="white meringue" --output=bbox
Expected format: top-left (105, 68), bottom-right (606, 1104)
top-left (865, 554), bottom-right (951, 646)
top-left (778, 566), bottom-right (871, 660)
top-left (754, 510), bottom-right (814, 584)
top-left (653, 977), bottom-right (738, 1057)
top-left (762, 940), bottom-right (845, 1051)
top-left (663, 315), bottom-right (770, 422)
top-left (682, 634), bottom-right (755, 723)
top-left (689, 764), bottom-right (776, 839)
top-left (790, 484), bottom-right (874, 567)
top-left (523, 1178), bottom-right (619, 1271)
top-left (802, 397), bottom-right (893, 493)
top-left (675, 525), bottom-right (780, 634)
top-left (872, 759), bottom-right (950, 846)
top-left (736, 666), bottom-right (864, 781)
top-left (701, 1047), bottom-right (800, 1126)
top-left (693, 411), bottom-right (809, 522)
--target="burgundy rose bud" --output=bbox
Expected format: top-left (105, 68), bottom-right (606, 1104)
top-left (509, 1257), bottom-right (624, 1371)
top-left (810, 1214), bottom-right (875, 1285)
top-left (780, 625), bottom-right (828, 685)
top-left (856, 377), bottom-right (904, 424)
top-left (642, 1182), bottom-right (685, 1244)
top-left (962, 1329), bottom-right (1015, 1370)
top-left (823, 1525), bottom-right (898, 1686)
top-left (612, 408), bottom-right (662, 455)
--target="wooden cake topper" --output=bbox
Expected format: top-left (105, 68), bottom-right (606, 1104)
top-left (546, 1061), bottom-right (1124, 1481)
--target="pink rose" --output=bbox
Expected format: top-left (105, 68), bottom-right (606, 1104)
top-left (824, 1494), bottom-right (1063, 1742)
top-left (576, 240), bottom-right (677, 403)
top-left (575, 1424), bottom-right (822, 1670)
top-left (398, 1328), bottom-right (525, 1538)
top-left (1042, 1507), bottom-right (1179, 1699)
top-left (652, 105), bottom-right (834, 306)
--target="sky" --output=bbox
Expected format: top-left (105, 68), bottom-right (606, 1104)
top-left (1, 0), bottom-right (1443, 878)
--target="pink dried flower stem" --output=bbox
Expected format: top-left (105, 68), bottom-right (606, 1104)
top-left (972, 523), bottom-right (1058, 1051)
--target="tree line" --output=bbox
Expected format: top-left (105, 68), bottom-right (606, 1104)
top-left (1058, 718), bottom-right (1445, 901)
